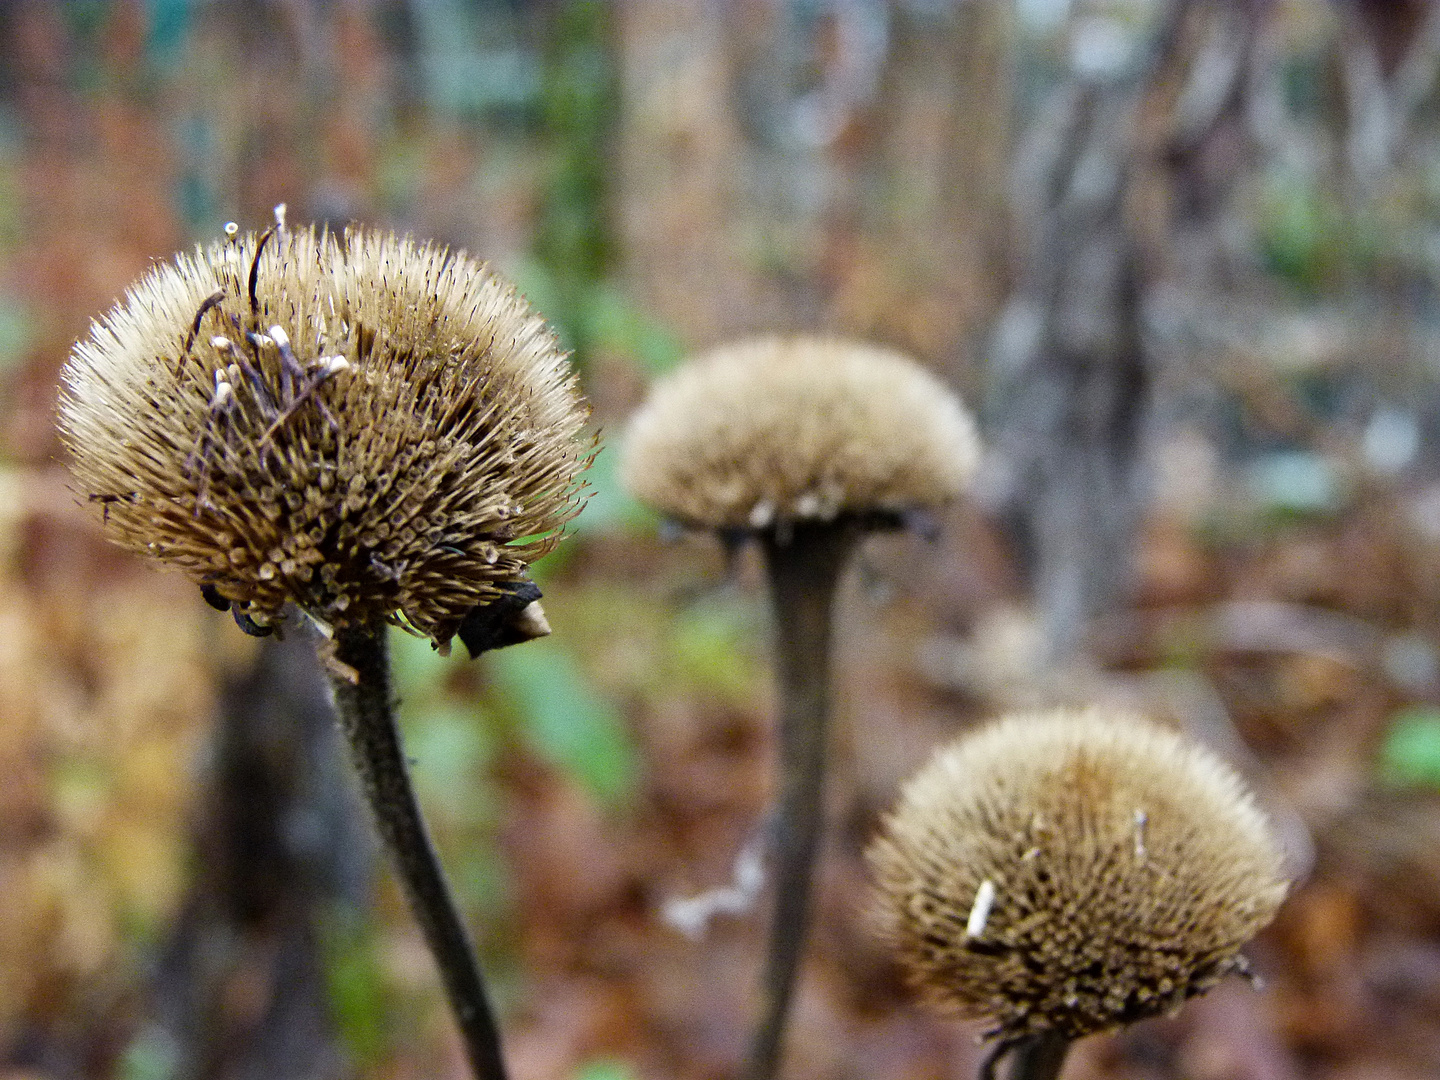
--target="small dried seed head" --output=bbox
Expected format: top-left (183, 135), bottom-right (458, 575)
top-left (619, 336), bottom-right (979, 530)
top-left (59, 224), bottom-right (590, 646)
top-left (868, 709), bottom-right (1288, 1041)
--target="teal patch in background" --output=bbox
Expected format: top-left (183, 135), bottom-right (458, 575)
top-left (145, 0), bottom-right (191, 67)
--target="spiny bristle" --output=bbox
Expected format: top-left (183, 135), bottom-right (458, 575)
top-left (619, 336), bottom-right (979, 531)
top-left (867, 708), bottom-right (1289, 1041)
top-left (58, 225), bottom-right (590, 647)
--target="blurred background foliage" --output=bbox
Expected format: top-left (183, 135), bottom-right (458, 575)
top-left (3, 1), bottom-right (1440, 1079)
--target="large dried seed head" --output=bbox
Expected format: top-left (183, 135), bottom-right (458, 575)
top-left (867, 709), bottom-right (1288, 1041)
top-left (59, 225), bottom-right (590, 646)
top-left (619, 336), bottom-right (979, 530)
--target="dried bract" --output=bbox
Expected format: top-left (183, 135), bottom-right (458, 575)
top-left (619, 336), bottom-right (978, 530)
top-left (59, 224), bottom-right (589, 646)
top-left (868, 709), bottom-right (1288, 1041)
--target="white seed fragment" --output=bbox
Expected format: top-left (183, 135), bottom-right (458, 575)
top-left (304, 609), bottom-right (334, 639)
top-left (793, 491), bottom-right (822, 518)
top-left (213, 371), bottom-right (234, 406)
top-left (966, 879), bottom-right (997, 939)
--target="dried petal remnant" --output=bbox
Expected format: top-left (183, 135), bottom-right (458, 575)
top-left (619, 336), bottom-right (979, 530)
top-left (868, 709), bottom-right (1288, 1041)
top-left (59, 225), bottom-right (589, 645)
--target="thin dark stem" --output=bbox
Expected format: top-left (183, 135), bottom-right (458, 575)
top-left (745, 523), bottom-right (860, 1080)
top-left (327, 623), bottom-right (508, 1080)
top-left (980, 1032), bottom-right (1071, 1080)
top-left (1008, 1032), bottom-right (1070, 1080)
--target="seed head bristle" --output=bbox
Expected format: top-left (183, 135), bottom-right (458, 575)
top-left (867, 708), bottom-right (1289, 1041)
top-left (619, 336), bottom-right (979, 531)
top-left (59, 224), bottom-right (590, 647)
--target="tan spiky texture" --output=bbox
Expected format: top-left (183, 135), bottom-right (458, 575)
top-left (59, 225), bottom-right (590, 645)
top-left (619, 336), bottom-right (979, 530)
top-left (868, 709), bottom-right (1288, 1041)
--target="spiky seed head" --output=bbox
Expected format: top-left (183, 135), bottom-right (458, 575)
top-left (867, 708), bottom-right (1288, 1041)
top-left (619, 336), bottom-right (979, 531)
top-left (59, 224), bottom-right (590, 647)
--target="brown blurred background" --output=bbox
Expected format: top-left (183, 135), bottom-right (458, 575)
top-left (2, 1), bottom-right (1440, 1078)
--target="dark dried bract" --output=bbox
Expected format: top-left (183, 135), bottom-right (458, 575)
top-left (867, 709), bottom-right (1289, 1041)
top-left (60, 225), bottom-right (589, 647)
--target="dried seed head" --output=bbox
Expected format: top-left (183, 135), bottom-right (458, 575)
top-left (59, 224), bottom-right (590, 646)
top-left (619, 336), bottom-right (979, 530)
top-left (868, 709), bottom-right (1288, 1041)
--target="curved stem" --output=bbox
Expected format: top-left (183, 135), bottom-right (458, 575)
top-left (327, 623), bottom-right (508, 1080)
top-left (979, 1033), bottom-right (1071, 1080)
top-left (745, 524), bottom-right (859, 1080)
top-left (1006, 1032), bottom-right (1071, 1080)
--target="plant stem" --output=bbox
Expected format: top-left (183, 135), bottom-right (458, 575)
top-left (327, 623), bottom-right (508, 1080)
top-left (980, 1032), bottom-right (1071, 1080)
top-left (745, 523), bottom-right (859, 1080)
top-left (1008, 1031), bottom-right (1071, 1080)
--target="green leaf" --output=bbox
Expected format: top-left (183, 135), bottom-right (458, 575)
top-left (0, 294), bottom-right (33, 372)
top-left (1378, 706), bottom-right (1440, 789)
top-left (671, 595), bottom-right (764, 706)
top-left (402, 703), bottom-right (499, 826)
top-left (319, 909), bottom-right (394, 1068)
top-left (508, 258), bottom-right (576, 351)
top-left (573, 1060), bottom-right (637, 1080)
top-left (570, 440), bottom-right (654, 536)
top-left (490, 639), bottom-right (638, 807)
top-left (388, 624), bottom-right (463, 703)
top-left (118, 1028), bottom-right (179, 1080)
top-left (580, 283), bottom-right (685, 373)
top-left (451, 844), bottom-right (513, 917)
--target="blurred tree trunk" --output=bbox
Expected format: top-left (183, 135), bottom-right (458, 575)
top-left (863, 0), bottom-right (1012, 386)
top-left (134, 634), bottom-right (371, 1080)
top-left (987, 0), bottom-right (1265, 657)
top-left (615, 0), bottom-right (1012, 369)
top-left (615, 0), bottom-right (752, 345)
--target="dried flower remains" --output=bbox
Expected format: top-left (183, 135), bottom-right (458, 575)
top-left (59, 218), bottom-right (589, 649)
top-left (619, 336), bottom-right (979, 532)
top-left (868, 708), bottom-right (1288, 1042)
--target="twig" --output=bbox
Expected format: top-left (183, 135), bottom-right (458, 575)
top-left (1005, 1032), bottom-right (1071, 1080)
top-left (327, 623), bottom-right (508, 1080)
top-left (979, 1032), bottom-right (1071, 1080)
top-left (744, 523), bottom-right (859, 1080)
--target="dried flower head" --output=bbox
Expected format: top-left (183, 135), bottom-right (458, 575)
top-left (59, 219), bottom-right (589, 648)
top-left (868, 709), bottom-right (1288, 1042)
top-left (619, 336), bottom-right (979, 531)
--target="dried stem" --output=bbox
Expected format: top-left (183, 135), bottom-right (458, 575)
top-left (1006, 1032), bottom-right (1071, 1080)
top-left (745, 523), bottom-right (860, 1080)
top-left (980, 1033), bottom-right (1072, 1080)
top-left (327, 623), bottom-right (508, 1080)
